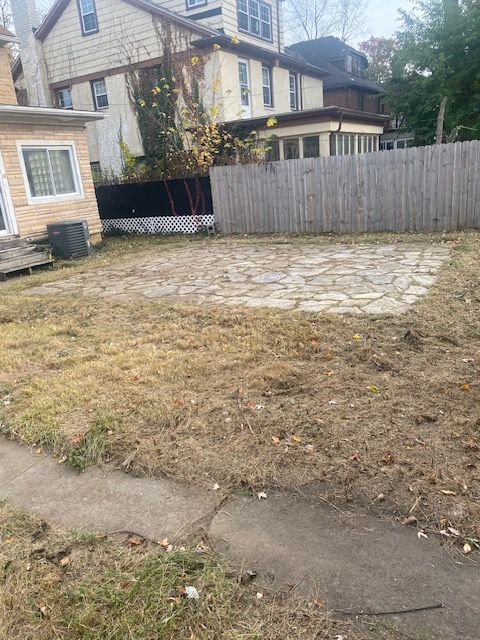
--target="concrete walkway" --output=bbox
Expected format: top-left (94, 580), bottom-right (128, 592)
top-left (1, 437), bottom-right (478, 639)
top-left (26, 243), bottom-right (450, 315)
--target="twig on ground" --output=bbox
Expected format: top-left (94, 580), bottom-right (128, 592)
top-left (334, 603), bottom-right (445, 617)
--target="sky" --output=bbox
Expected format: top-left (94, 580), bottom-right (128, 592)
top-left (362, 0), bottom-right (414, 41)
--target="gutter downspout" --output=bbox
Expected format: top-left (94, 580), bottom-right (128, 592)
top-left (276, 0), bottom-right (281, 53)
top-left (331, 111), bottom-right (343, 155)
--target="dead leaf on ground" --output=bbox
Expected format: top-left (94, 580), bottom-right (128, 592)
top-left (127, 535), bottom-right (144, 546)
top-left (463, 543), bottom-right (472, 555)
top-left (402, 515), bottom-right (417, 526)
top-left (440, 490), bottom-right (457, 496)
top-left (59, 555), bottom-right (71, 568)
top-left (382, 451), bottom-right (395, 465)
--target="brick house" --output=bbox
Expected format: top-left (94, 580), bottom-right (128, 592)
top-left (0, 26), bottom-right (104, 247)
top-left (11, 0), bottom-right (389, 172)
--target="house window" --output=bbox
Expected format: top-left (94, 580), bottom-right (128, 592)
top-left (237, 0), bottom-right (272, 41)
top-left (303, 136), bottom-right (320, 158)
top-left (78, 0), bottom-right (98, 35)
top-left (284, 138), bottom-right (300, 160)
top-left (289, 73), bottom-right (298, 111)
top-left (90, 161), bottom-right (102, 180)
top-left (186, 0), bottom-right (207, 7)
top-left (238, 60), bottom-right (251, 115)
top-left (265, 138), bottom-right (280, 162)
top-left (56, 87), bottom-right (73, 109)
top-left (331, 133), bottom-right (356, 156)
top-left (91, 78), bottom-right (108, 109)
top-left (20, 144), bottom-right (82, 201)
top-left (262, 64), bottom-right (273, 107)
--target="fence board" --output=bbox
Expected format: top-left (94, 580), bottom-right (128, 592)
top-left (211, 140), bottom-right (480, 234)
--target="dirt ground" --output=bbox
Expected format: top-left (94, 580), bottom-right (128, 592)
top-left (0, 232), bottom-right (479, 542)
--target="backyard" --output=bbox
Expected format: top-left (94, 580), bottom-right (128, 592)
top-left (1, 231), bottom-right (479, 542)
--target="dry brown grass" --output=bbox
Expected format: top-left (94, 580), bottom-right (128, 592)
top-left (0, 501), bottom-right (399, 640)
top-left (0, 232), bottom-right (479, 542)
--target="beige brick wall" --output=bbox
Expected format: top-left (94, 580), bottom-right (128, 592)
top-left (0, 47), bottom-right (17, 105)
top-left (0, 122), bottom-right (102, 242)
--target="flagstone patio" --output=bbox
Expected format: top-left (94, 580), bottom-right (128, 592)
top-left (27, 242), bottom-right (450, 314)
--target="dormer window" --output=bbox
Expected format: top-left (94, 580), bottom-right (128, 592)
top-left (237, 0), bottom-right (272, 41)
top-left (78, 0), bottom-right (98, 35)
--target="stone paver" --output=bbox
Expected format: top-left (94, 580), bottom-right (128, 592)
top-left (27, 243), bottom-right (450, 314)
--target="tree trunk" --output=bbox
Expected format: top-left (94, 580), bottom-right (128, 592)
top-left (436, 96), bottom-right (448, 144)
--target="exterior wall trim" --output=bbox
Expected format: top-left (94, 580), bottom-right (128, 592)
top-left (0, 148), bottom-right (19, 235)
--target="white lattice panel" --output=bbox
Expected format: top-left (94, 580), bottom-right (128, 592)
top-left (102, 215), bottom-right (215, 235)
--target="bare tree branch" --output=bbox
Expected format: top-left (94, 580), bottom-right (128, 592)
top-left (284, 0), bottom-right (370, 44)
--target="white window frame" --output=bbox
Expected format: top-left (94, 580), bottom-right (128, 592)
top-left (262, 64), bottom-right (273, 107)
top-left (289, 73), bottom-right (298, 111)
top-left (78, 0), bottom-right (98, 35)
top-left (186, 0), bottom-right (207, 7)
top-left (56, 87), bottom-right (73, 109)
top-left (238, 59), bottom-right (251, 118)
top-left (237, 0), bottom-right (272, 41)
top-left (17, 141), bottom-right (85, 206)
top-left (91, 78), bottom-right (108, 110)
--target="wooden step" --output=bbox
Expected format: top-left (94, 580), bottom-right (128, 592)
top-left (0, 252), bottom-right (54, 279)
top-left (0, 244), bottom-right (37, 262)
top-left (0, 236), bottom-right (26, 250)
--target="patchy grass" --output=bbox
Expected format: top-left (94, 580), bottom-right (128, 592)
top-left (0, 502), bottom-right (399, 640)
top-left (0, 232), bottom-right (479, 541)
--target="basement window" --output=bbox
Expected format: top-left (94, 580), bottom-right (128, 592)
top-left (19, 143), bottom-right (83, 203)
top-left (78, 0), bottom-right (98, 35)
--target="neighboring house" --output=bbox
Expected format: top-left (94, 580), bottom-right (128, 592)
top-left (11, 0), bottom-right (388, 172)
top-left (380, 115), bottom-right (414, 151)
top-left (288, 36), bottom-right (385, 115)
top-left (0, 26), bottom-right (104, 247)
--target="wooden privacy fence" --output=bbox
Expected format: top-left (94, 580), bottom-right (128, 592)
top-left (210, 140), bottom-right (480, 234)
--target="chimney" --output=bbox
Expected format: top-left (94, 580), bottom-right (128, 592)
top-left (0, 28), bottom-right (18, 104)
top-left (10, 0), bottom-right (51, 106)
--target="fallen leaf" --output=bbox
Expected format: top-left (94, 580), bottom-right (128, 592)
top-left (382, 451), bottom-right (395, 465)
top-left (448, 527), bottom-right (461, 537)
top-left (34, 448), bottom-right (42, 455)
top-left (417, 530), bottom-right (428, 540)
top-left (59, 555), bottom-right (70, 568)
top-left (271, 436), bottom-right (281, 445)
top-left (352, 334), bottom-right (362, 340)
top-left (257, 491), bottom-right (267, 500)
top-left (291, 435), bottom-right (303, 443)
top-left (440, 490), bottom-right (457, 496)
top-left (128, 535), bottom-right (144, 546)
top-left (305, 444), bottom-right (315, 453)
top-left (256, 592), bottom-right (264, 600)
top-left (38, 605), bottom-right (50, 620)
top-left (463, 543), bottom-right (472, 555)
top-left (323, 369), bottom-right (334, 377)
top-left (212, 483), bottom-right (220, 491)
top-left (369, 384), bottom-right (380, 394)
top-left (402, 515), bottom-right (417, 526)
top-left (312, 596), bottom-right (325, 608)
top-left (350, 451), bottom-right (361, 462)
top-left (461, 383), bottom-right (471, 391)
top-left (159, 537), bottom-right (170, 548)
